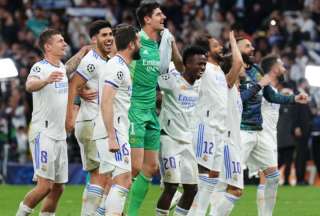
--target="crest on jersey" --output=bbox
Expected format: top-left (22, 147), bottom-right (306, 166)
top-left (117, 71), bottom-right (123, 80)
top-left (87, 64), bottom-right (95, 73)
top-left (32, 66), bottom-right (41, 73)
top-left (161, 74), bottom-right (170, 80)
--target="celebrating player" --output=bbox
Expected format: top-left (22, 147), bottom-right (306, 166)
top-left (16, 29), bottom-right (69, 216)
top-left (156, 46), bottom-right (207, 216)
top-left (92, 23), bottom-right (140, 216)
top-left (208, 31), bottom-right (244, 216)
top-left (127, 1), bottom-right (183, 215)
top-left (188, 32), bottom-right (240, 215)
top-left (237, 38), bottom-right (308, 216)
top-left (65, 20), bottom-right (114, 216)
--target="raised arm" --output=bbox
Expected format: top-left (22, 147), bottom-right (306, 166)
top-left (226, 31), bottom-right (243, 88)
top-left (171, 40), bottom-right (184, 73)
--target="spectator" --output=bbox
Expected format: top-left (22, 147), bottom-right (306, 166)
top-left (277, 85), bottom-right (297, 185)
top-left (294, 78), bottom-right (313, 185)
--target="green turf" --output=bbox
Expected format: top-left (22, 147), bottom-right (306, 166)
top-left (1, 185), bottom-right (319, 216)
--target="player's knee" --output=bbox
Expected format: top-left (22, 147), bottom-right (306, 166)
top-left (266, 172), bottom-right (280, 184)
top-left (184, 184), bottom-right (198, 197)
top-left (143, 162), bottom-right (158, 176)
top-left (36, 178), bottom-right (52, 194)
top-left (132, 163), bottom-right (142, 176)
top-left (264, 168), bottom-right (280, 184)
top-left (228, 187), bottom-right (243, 197)
top-left (163, 183), bottom-right (179, 196)
top-left (51, 184), bottom-right (64, 196)
top-left (208, 170), bottom-right (219, 178)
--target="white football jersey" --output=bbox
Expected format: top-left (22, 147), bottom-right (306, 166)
top-left (29, 60), bottom-right (68, 140)
top-left (226, 85), bottom-right (243, 143)
top-left (196, 62), bottom-right (228, 133)
top-left (76, 50), bottom-right (109, 121)
top-left (93, 54), bottom-right (132, 140)
top-left (158, 68), bottom-right (200, 143)
top-left (262, 86), bottom-right (280, 135)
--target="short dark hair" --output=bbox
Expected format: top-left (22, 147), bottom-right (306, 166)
top-left (39, 28), bottom-right (61, 53)
top-left (182, 46), bottom-right (207, 65)
top-left (136, 0), bottom-right (160, 27)
top-left (88, 20), bottom-right (112, 38)
top-left (261, 55), bottom-right (279, 74)
top-left (114, 24), bottom-right (138, 51)
top-left (193, 33), bottom-right (213, 52)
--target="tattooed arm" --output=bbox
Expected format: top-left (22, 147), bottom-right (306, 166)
top-left (65, 45), bottom-right (92, 78)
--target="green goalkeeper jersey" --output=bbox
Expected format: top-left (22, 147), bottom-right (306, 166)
top-left (130, 30), bottom-right (160, 109)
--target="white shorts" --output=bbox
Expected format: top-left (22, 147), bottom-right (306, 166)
top-left (75, 120), bottom-right (99, 171)
top-left (220, 137), bottom-right (244, 189)
top-left (96, 134), bottom-right (131, 178)
top-left (160, 135), bottom-right (198, 184)
top-left (240, 130), bottom-right (278, 174)
top-left (194, 123), bottom-right (224, 171)
top-left (29, 132), bottom-right (68, 183)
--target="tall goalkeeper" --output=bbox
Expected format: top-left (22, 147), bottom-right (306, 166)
top-left (127, 1), bottom-right (183, 215)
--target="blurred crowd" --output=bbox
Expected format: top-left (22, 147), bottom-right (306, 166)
top-left (1, 0), bottom-right (320, 185)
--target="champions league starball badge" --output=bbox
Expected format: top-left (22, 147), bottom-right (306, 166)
top-left (117, 71), bottom-right (123, 80)
top-left (87, 64), bottom-right (95, 73)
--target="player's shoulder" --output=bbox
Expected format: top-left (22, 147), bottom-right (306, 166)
top-left (108, 55), bottom-right (127, 69)
top-left (81, 50), bottom-right (98, 64)
top-left (30, 59), bottom-right (49, 73)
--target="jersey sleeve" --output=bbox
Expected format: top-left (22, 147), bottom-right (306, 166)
top-left (28, 63), bottom-right (46, 80)
top-left (76, 56), bottom-right (96, 81)
top-left (103, 65), bottom-right (125, 89)
top-left (158, 68), bottom-right (180, 91)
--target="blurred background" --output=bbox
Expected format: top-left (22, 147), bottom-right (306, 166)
top-left (0, 0), bottom-right (320, 186)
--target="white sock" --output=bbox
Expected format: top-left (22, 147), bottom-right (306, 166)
top-left (174, 205), bottom-right (189, 216)
top-left (187, 174), bottom-right (218, 216)
top-left (156, 208), bottom-right (169, 216)
top-left (263, 171), bottom-right (280, 216)
top-left (39, 212), bottom-right (55, 216)
top-left (257, 184), bottom-right (265, 216)
top-left (105, 184), bottom-right (128, 215)
top-left (16, 202), bottom-right (33, 216)
top-left (81, 184), bottom-right (89, 216)
top-left (209, 190), bottom-right (224, 216)
top-left (95, 194), bottom-right (107, 216)
top-left (215, 192), bottom-right (239, 216)
top-left (83, 184), bottom-right (104, 215)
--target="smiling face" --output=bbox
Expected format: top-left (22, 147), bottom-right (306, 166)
top-left (145, 7), bottom-right (166, 32)
top-left (94, 27), bottom-right (114, 56)
top-left (45, 34), bottom-right (68, 58)
top-left (186, 54), bottom-right (207, 81)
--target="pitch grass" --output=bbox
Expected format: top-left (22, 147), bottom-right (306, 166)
top-left (0, 185), bottom-right (319, 216)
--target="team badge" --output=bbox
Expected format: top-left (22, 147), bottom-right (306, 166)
top-left (202, 155), bottom-right (208, 162)
top-left (117, 71), bottom-right (123, 80)
top-left (124, 156), bottom-right (129, 164)
top-left (233, 174), bottom-right (238, 181)
top-left (33, 66), bottom-right (41, 73)
top-left (166, 171), bottom-right (171, 180)
top-left (87, 64), bottom-right (95, 73)
top-left (41, 165), bottom-right (47, 171)
top-left (161, 74), bottom-right (170, 80)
